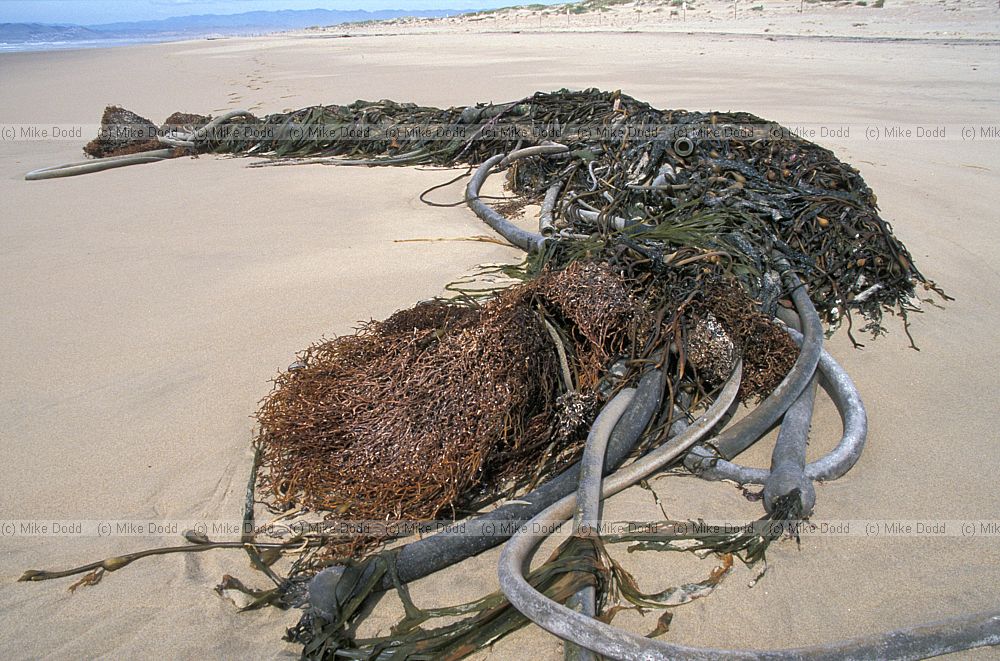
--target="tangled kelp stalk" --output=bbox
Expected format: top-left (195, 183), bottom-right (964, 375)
top-left (21, 89), bottom-right (996, 661)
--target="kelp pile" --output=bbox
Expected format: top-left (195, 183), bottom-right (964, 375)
top-left (20, 89), bottom-right (972, 660)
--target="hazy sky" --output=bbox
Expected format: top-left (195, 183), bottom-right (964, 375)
top-left (1, 1), bottom-right (548, 25)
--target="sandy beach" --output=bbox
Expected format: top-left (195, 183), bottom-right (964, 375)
top-left (2, 1), bottom-right (1000, 657)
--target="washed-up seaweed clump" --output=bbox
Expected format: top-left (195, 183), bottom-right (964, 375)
top-left (254, 254), bottom-right (796, 552)
top-left (256, 262), bottom-right (645, 528)
top-left (20, 88), bottom-right (963, 660)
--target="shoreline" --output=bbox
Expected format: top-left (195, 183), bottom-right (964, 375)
top-left (3, 28), bottom-right (998, 65)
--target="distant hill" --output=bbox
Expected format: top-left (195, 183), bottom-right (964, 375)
top-left (0, 22), bottom-right (106, 43)
top-left (87, 9), bottom-right (463, 34)
top-left (0, 8), bottom-right (464, 45)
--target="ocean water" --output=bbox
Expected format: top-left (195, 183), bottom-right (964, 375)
top-left (0, 35), bottom-right (216, 53)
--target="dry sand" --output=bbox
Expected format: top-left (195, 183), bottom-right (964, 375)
top-left (337, 0), bottom-right (1000, 40)
top-left (1, 2), bottom-right (999, 658)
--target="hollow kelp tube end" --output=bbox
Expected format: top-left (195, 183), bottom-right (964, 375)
top-left (762, 376), bottom-right (818, 516)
